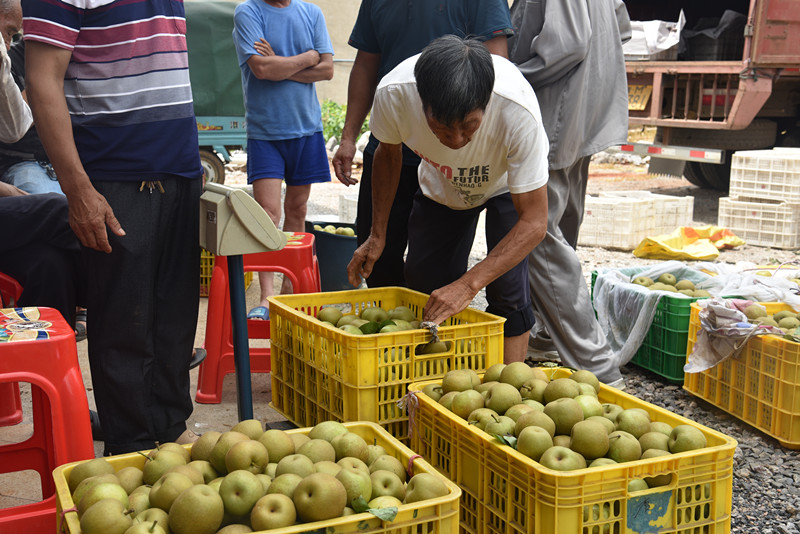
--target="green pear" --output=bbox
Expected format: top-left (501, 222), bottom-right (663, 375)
top-left (79, 498), bottom-right (133, 534)
top-left (115, 467), bottom-right (143, 495)
top-left (168, 484), bottom-right (224, 534)
top-left (543, 378), bottom-right (581, 403)
top-left (72, 473), bottom-right (120, 508)
top-left (258, 429), bottom-right (295, 464)
top-left (292, 473), bottom-right (347, 522)
top-left (149, 472), bottom-right (194, 512)
top-left (404, 473), bottom-right (449, 503)
top-left (331, 432), bottom-right (369, 462)
top-left (190, 431), bottom-right (222, 462)
top-left (230, 419), bottom-right (264, 440)
top-left (498, 361), bottom-right (535, 389)
top-left (68, 457), bottom-right (115, 494)
top-left (77, 481), bottom-right (129, 516)
top-left (569, 420), bottom-right (609, 460)
top-left (142, 450), bottom-right (187, 486)
top-left (267, 473), bottom-right (303, 498)
top-left (208, 431), bottom-right (250, 475)
top-left (307, 421), bottom-right (349, 442)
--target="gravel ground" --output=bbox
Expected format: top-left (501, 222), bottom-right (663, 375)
top-left (224, 153), bottom-right (800, 533)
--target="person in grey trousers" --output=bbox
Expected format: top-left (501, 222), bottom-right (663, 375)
top-left (508, 0), bottom-right (631, 387)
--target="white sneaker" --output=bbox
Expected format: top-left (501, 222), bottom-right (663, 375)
top-left (606, 377), bottom-right (626, 391)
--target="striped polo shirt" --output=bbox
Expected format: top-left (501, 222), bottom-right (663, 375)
top-left (22, 0), bottom-right (202, 181)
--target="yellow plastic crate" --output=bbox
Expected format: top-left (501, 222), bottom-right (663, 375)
top-left (53, 422), bottom-right (460, 534)
top-left (408, 368), bottom-right (737, 534)
top-left (200, 248), bottom-right (253, 297)
top-left (685, 301), bottom-right (800, 449)
top-left (267, 286), bottom-right (505, 442)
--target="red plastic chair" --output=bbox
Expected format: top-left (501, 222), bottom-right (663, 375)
top-left (0, 272), bottom-right (24, 426)
top-left (0, 306), bottom-right (95, 532)
top-left (196, 232), bottom-right (320, 403)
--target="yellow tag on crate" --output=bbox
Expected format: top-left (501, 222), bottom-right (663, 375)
top-left (628, 84), bottom-right (653, 110)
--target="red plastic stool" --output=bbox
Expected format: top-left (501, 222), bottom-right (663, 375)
top-left (0, 272), bottom-right (24, 426)
top-left (0, 306), bottom-right (95, 532)
top-left (196, 232), bottom-right (321, 403)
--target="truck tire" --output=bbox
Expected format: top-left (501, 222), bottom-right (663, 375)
top-left (698, 157), bottom-right (732, 191)
top-left (683, 161), bottom-right (710, 188)
top-left (200, 149), bottom-right (226, 184)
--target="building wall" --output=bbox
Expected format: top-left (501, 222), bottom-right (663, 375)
top-left (307, 0), bottom-right (360, 105)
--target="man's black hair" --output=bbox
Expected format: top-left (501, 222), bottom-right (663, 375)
top-left (414, 34), bottom-right (494, 126)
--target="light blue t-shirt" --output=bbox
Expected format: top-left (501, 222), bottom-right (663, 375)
top-left (233, 0), bottom-right (334, 140)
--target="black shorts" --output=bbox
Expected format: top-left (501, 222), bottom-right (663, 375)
top-left (404, 191), bottom-right (535, 337)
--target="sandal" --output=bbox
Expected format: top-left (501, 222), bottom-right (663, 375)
top-left (75, 308), bottom-right (87, 342)
top-left (189, 348), bottom-right (207, 370)
top-left (247, 306), bottom-right (270, 320)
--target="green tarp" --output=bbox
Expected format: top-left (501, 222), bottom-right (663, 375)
top-left (185, 0), bottom-right (245, 117)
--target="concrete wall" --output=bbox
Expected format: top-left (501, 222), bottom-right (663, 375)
top-left (307, 0), bottom-right (361, 105)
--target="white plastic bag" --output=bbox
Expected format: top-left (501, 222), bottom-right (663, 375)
top-left (593, 261), bottom-right (711, 368)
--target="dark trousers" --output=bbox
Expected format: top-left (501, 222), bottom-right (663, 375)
top-left (0, 193), bottom-right (85, 324)
top-left (356, 150), bottom-right (420, 287)
top-left (404, 192), bottom-right (535, 337)
top-left (86, 178), bottom-right (201, 455)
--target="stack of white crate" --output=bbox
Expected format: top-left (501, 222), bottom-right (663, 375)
top-left (578, 191), bottom-right (694, 250)
top-left (338, 191), bottom-right (358, 223)
top-left (719, 148), bottom-right (800, 249)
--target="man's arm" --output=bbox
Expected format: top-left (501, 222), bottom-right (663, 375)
top-left (346, 141), bottom-right (402, 286)
top-left (287, 52), bottom-right (333, 83)
top-left (246, 48), bottom-right (320, 81)
top-left (332, 50), bottom-right (381, 186)
top-left (25, 41), bottom-right (124, 253)
top-left (422, 186), bottom-right (548, 324)
top-left (0, 34), bottom-right (31, 144)
top-left (484, 35), bottom-right (509, 59)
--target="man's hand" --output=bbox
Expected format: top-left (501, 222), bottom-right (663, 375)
top-left (346, 235), bottom-right (385, 287)
top-left (332, 139), bottom-right (359, 186)
top-left (0, 181), bottom-right (28, 197)
top-left (423, 279), bottom-right (478, 326)
top-left (66, 186), bottom-right (125, 253)
top-left (254, 38), bottom-right (275, 57)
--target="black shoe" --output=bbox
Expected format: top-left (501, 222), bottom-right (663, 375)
top-left (89, 409), bottom-right (104, 441)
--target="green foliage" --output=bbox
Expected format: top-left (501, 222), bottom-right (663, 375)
top-left (321, 99), bottom-right (369, 143)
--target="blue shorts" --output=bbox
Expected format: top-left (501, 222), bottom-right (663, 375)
top-left (247, 132), bottom-right (331, 186)
top-left (404, 191), bottom-right (535, 337)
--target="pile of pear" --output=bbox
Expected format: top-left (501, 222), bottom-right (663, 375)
top-left (631, 273), bottom-right (711, 298)
top-left (315, 304), bottom-right (421, 336)
top-left (67, 420), bottom-right (450, 534)
top-left (742, 304), bottom-right (800, 333)
top-left (420, 364), bottom-right (708, 488)
top-left (312, 224), bottom-right (355, 237)
top-left (314, 305), bottom-right (452, 355)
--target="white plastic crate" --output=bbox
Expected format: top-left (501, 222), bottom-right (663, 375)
top-left (578, 195), bottom-right (653, 249)
top-left (338, 191), bottom-right (358, 223)
top-left (600, 190), bottom-right (694, 235)
top-left (718, 196), bottom-right (800, 249)
top-left (729, 148), bottom-right (800, 203)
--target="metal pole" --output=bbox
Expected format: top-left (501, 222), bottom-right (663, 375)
top-left (227, 255), bottom-right (253, 420)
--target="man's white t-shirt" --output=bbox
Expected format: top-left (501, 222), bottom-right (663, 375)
top-left (370, 54), bottom-right (549, 210)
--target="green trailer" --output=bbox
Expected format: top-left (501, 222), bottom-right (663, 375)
top-left (186, 0), bottom-right (246, 183)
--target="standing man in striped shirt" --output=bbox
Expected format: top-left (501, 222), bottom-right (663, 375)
top-left (23, 0), bottom-right (203, 455)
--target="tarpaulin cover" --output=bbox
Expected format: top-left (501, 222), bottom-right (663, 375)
top-left (633, 225), bottom-right (745, 261)
top-left (185, 0), bottom-right (245, 117)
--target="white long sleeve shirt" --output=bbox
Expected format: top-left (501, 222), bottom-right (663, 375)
top-left (509, 0), bottom-right (631, 170)
top-left (0, 34), bottom-right (32, 144)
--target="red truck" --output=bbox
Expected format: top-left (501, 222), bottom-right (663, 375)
top-left (620, 0), bottom-right (800, 190)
